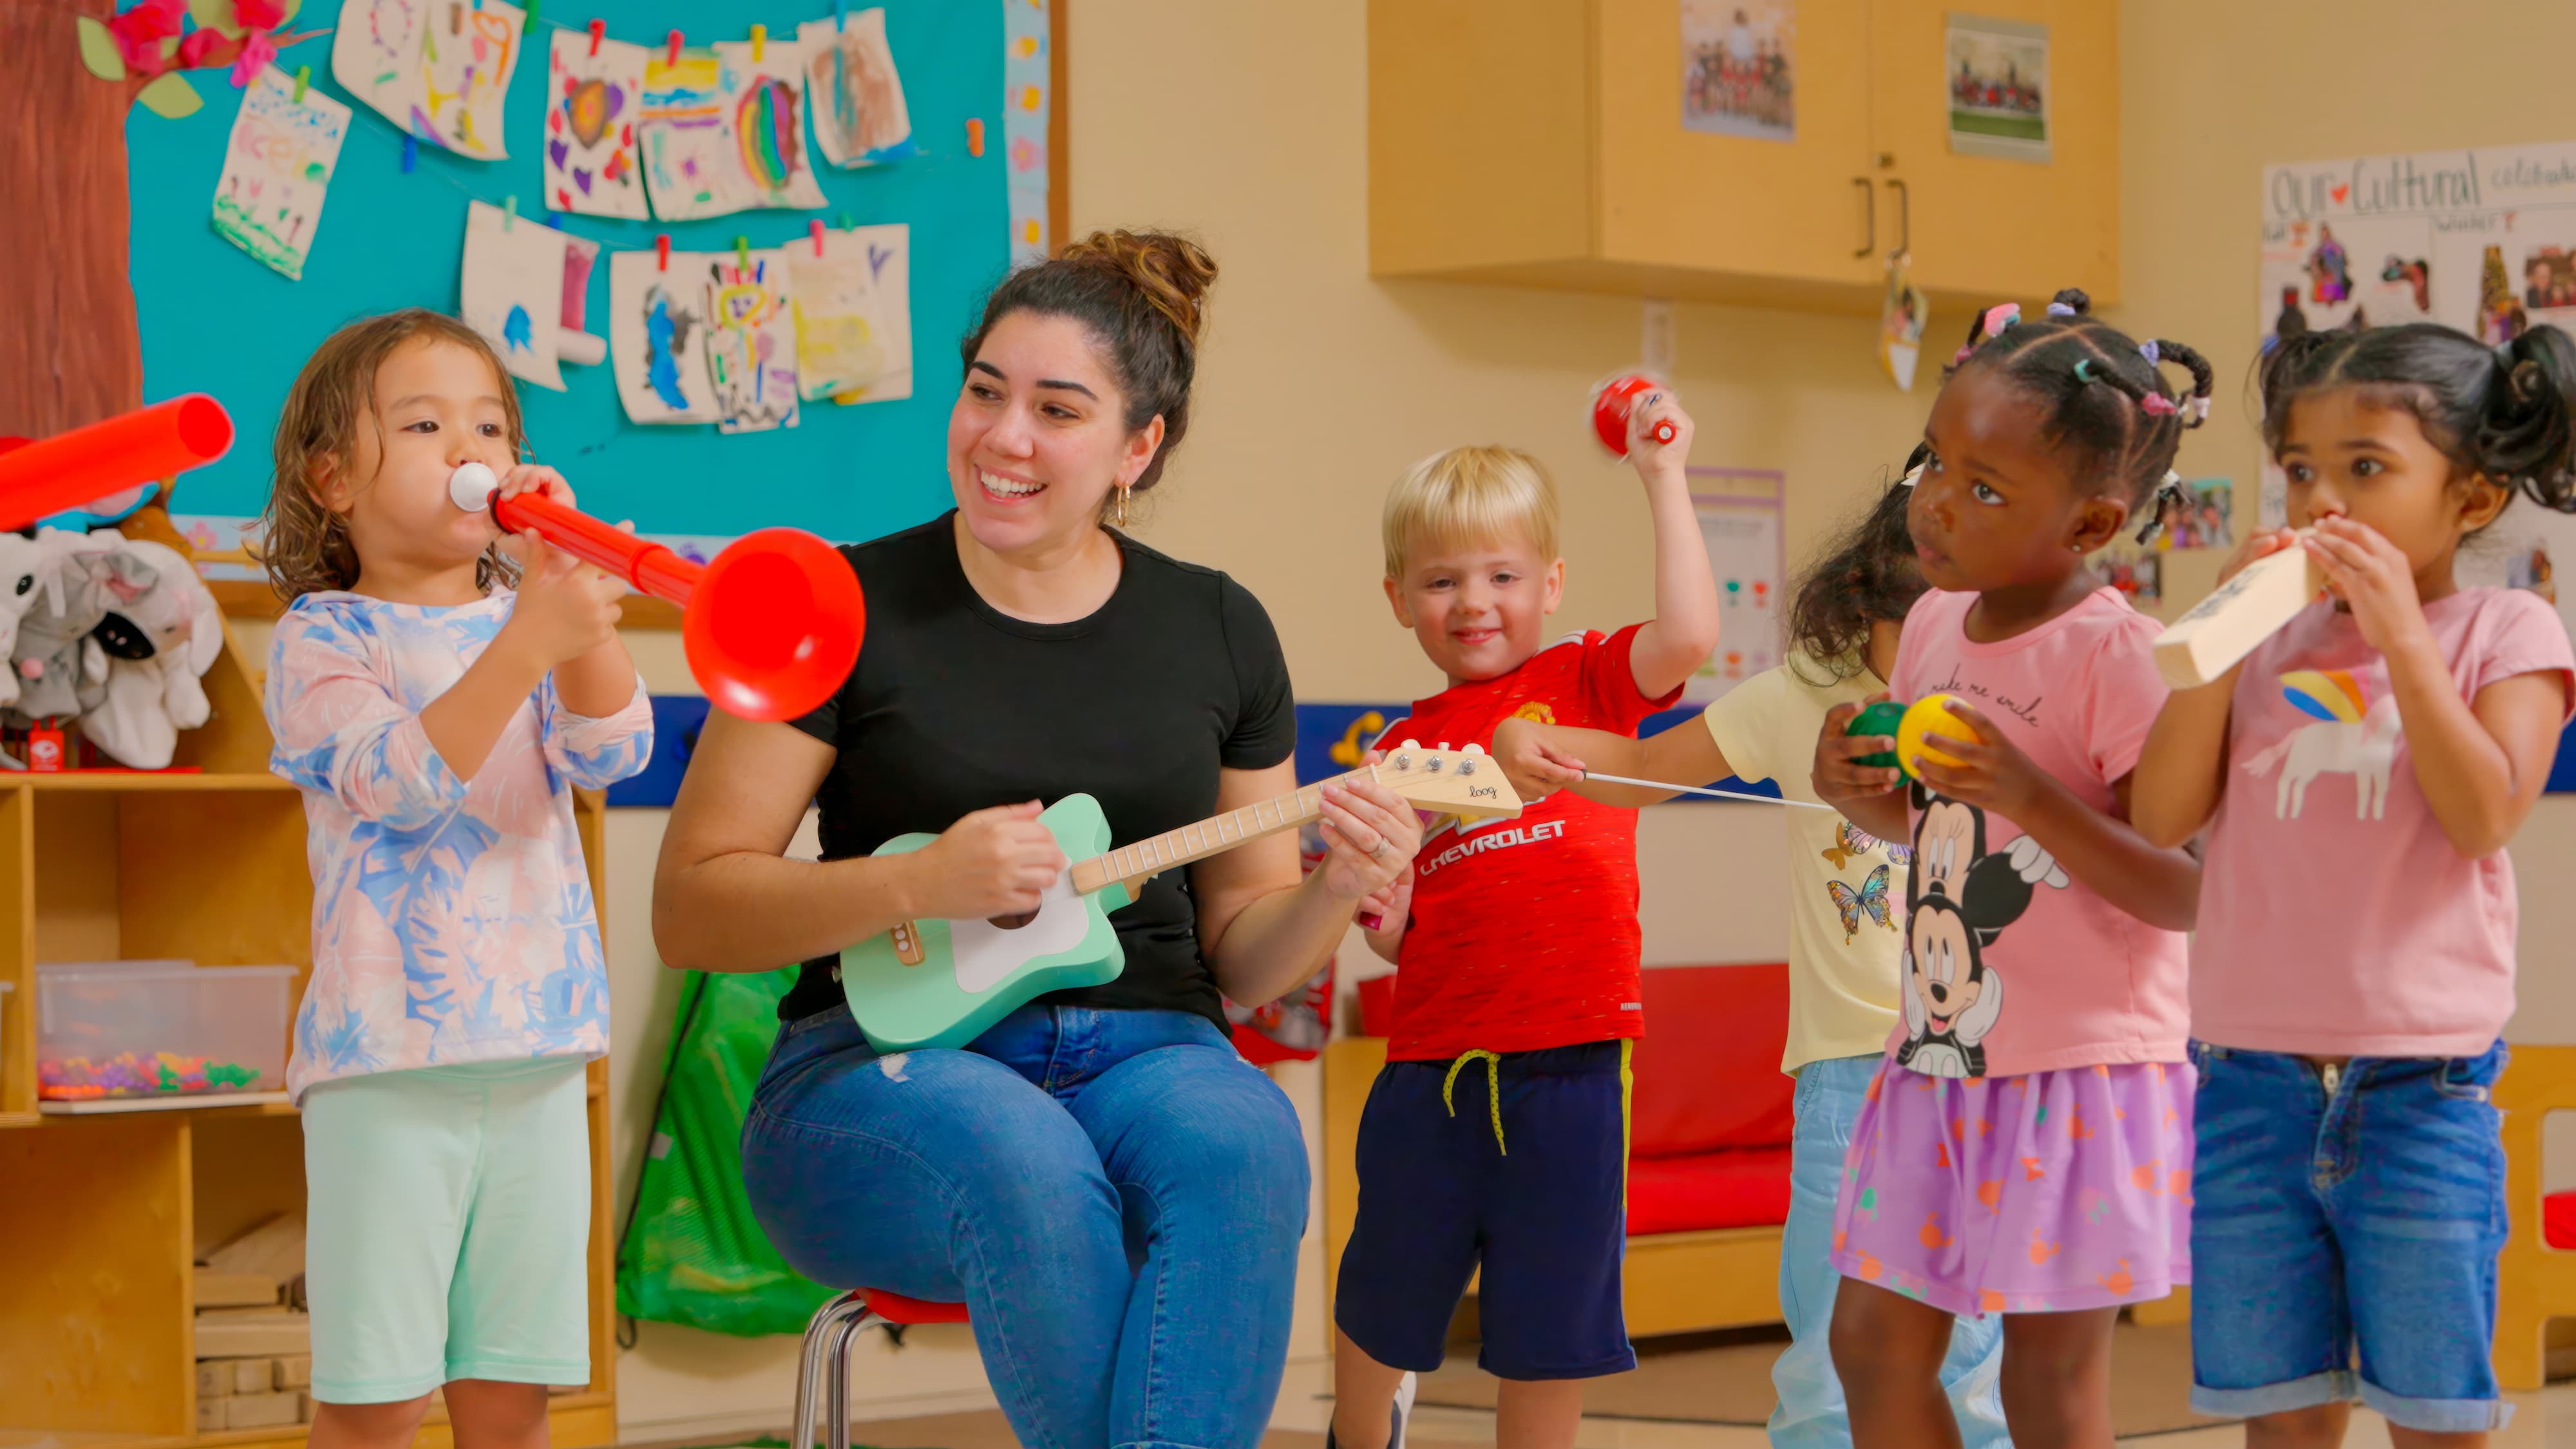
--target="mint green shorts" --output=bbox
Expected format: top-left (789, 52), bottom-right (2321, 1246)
top-left (301, 1057), bottom-right (591, 1403)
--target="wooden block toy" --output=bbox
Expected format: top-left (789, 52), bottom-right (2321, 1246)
top-left (198, 1303), bottom-right (292, 1321)
top-left (196, 1312), bottom-right (311, 1358)
top-left (205, 1212), bottom-right (307, 1281)
top-left (299, 1390), bottom-right (317, 1424)
top-left (2153, 535), bottom-right (2324, 689)
top-left (196, 1396), bottom-right (226, 1432)
top-left (195, 1359), bottom-right (231, 1399)
top-left (229, 1357), bottom-right (271, 1394)
top-left (194, 1268), bottom-right (280, 1308)
top-left (223, 1390), bottom-right (301, 1430)
top-left (274, 1353), bottom-right (312, 1390)
top-left (1897, 694), bottom-right (1977, 777)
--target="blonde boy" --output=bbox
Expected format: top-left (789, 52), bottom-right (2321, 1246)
top-left (1331, 400), bottom-right (1720, 1449)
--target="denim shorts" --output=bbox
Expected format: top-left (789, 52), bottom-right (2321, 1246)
top-left (2188, 1039), bottom-right (2512, 1434)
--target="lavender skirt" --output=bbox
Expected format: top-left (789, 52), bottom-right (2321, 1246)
top-left (1828, 1057), bottom-right (2195, 1318)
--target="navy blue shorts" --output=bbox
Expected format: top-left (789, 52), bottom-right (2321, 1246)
top-left (1333, 1040), bottom-right (1635, 1381)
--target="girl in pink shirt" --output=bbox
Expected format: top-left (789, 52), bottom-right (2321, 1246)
top-left (2134, 323), bottom-right (2576, 1442)
top-left (1810, 291), bottom-right (2210, 1448)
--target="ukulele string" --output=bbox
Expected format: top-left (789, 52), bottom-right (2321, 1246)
top-left (1579, 771), bottom-right (1839, 811)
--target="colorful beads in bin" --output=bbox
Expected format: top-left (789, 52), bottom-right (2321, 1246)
top-left (38, 1050), bottom-right (265, 1099)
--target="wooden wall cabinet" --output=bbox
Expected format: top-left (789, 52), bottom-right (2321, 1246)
top-left (1368, 0), bottom-right (2119, 316)
top-left (0, 510), bottom-right (616, 1449)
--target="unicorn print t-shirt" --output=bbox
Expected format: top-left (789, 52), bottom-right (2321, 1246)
top-left (1885, 587), bottom-right (2190, 1079)
top-left (2195, 588), bottom-right (2575, 1057)
top-left (265, 589), bottom-right (652, 1101)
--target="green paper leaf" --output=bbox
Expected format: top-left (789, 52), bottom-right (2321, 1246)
top-left (135, 72), bottom-right (204, 118)
top-left (75, 17), bottom-right (128, 81)
top-left (189, 0), bottom-right (246, 39)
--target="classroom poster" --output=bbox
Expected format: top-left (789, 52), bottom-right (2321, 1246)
top-left (1946, 15), bottom-right (2048, 162)
top-left (802, 10), bottom-right (920, 168)
top-left (330, 0), bottom-right (525, 160)
top-left (1003, 0), bottom-right (1054, 264)
top-left (543, 28), bottom-right (649, 219)
top-left (705, 249), bottom-right (801, 434)
top-left (2257, 139), bottom-right (2576, 645)
top-left (1687, 471), bottom-right (1786, 704)
top-left (1680, 1), bottom-right (1794, 143)
top-left (211, 67), bottom-right (352, 282)
top-left (609, 247), bottom-right (723, 424)
top-left (791, 223), bottom-right (913, 403)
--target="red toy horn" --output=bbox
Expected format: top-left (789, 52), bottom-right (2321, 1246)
top-left (0, 395), bottom-right (235, 531)
top-left (1589, 374), bottom-right (1678, 458)
top-left (453, 466), bottom-right (863, 722)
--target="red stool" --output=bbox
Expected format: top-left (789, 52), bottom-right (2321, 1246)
top-left (791, 1287), bottom-right (971, 1449)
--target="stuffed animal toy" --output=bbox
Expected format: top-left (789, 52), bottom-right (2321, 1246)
top-left (82, 537), bottom-right (223, 770)
top-left (0, 534), bottom-right (47, 712)
top-left (9, 529), bottom-right (120, 726)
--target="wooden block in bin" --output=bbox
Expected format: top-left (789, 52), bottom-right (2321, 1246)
top-left (274, 1352), bottom-right (312, 1389)
top-left (195, 1267), bottom-right (281, 1307)
top-left (198, 1303), bottom-right (292, 1321)
top-left (299, 1390), bottom-right (317, 1423)
top-left (231, 1358), bottom-right (272, 1394)
top-left (197, 1312), bottom-right (311, 1358)
top-left (197, 1396), bottom-right (227, 1432)
top-left (224, 1390), bottom-right (302, 1430)
top-left (196, 1359), bottom-right (232, 1399)
top-left (205, 1212), bottom-right (307, 1281)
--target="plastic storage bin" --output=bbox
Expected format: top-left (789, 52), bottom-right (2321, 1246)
top-left (35, 961), bottom-right (295, 1101)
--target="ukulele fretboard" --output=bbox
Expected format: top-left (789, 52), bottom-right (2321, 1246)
top-left (1066, 767), bottom-right (1375, 896)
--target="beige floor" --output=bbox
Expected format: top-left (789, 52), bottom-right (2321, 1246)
top-left (817, 1323), bottom-right (2576, 1448)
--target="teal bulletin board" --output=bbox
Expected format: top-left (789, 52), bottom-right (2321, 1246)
top-left (124, 0), bottom-right (1058, 544)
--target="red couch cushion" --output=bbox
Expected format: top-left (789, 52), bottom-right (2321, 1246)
top-left (1629, 964), bottom-right (1796, 1159)
top-left (2549, 1190), bottom-right (2576, 1249)
top-left (1628, 1145), bottom-right (1795, 1235)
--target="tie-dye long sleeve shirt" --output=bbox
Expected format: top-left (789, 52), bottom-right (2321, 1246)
top-left (265, 589), bottom-right (653, 1101)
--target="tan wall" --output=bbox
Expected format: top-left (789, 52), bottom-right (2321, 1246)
top-left (543, 0), bottom-right (2576, 1435)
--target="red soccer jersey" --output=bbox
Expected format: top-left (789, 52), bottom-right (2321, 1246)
top-left (1378, 626), bottom-right (1680, 1061)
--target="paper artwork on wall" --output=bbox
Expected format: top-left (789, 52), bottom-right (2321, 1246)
top-left (1945, 14), bottom-right (2048, 162)
top-left (636, 48), bottom-right (745, 220)
top-left (802, 12), bottom-right (919, 168)
top-left (1686, 471), bottom-right (1786, 705)
top-left (705, 250), bottom-right (801, 433)
top-left (331, 0), bottom-right (525, 160)
top-left (211, 66), bottom-right (352, 281)
top-left (1680, 0), bottom-right (1794, 143)
top-left (610, 248), bottom-right (723, 424)
top-left (712, 38), bottom-right (830, 211)
top-left (793, 223), bottom-right (913, 404)
top-left (459, 200), bottom-right (601, 392)
top-left (544, 28), bottom-right (647, 218)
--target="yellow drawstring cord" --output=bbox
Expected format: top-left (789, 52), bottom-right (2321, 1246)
top-left (1442, 1049), bottom-right (1506, 1154)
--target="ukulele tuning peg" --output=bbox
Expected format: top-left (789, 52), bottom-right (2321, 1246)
top-left (1392, 752), bottom-right (1413, 770)
top-left (1463, 743), bottom-right (1488, 755)
top-left (1399, 739), bottom-right (1421, 750)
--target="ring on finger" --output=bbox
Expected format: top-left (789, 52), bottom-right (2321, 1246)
top-left (1367, 837), bottom-right (1392, 859)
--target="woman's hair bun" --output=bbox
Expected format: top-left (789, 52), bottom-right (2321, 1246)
top-left (1061, 229), bottom-right (1219, 350)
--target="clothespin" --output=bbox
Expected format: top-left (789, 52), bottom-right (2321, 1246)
top-left (656, 234), bottom-right (670, 272)
top-left (667, 29), bottom-right (682, 66)
top-left (587, 17), bottom-right (603, 56)
top-left (965, 117), bottom-right (985, 157)
top-left (810, 219), bottom-right (826, 257)
top-left (835, 0), bottom-right (847, 32)
top-left (292, 65), bottom-right (310, 102)
top-left (750, 23), bottom-right (765, 62)
top-left (735, 236), bottom-right (750, 270)
top-left (836, 211), bottom-right (852, 231)
top-left (401, 134), bottom-right (418, 173)
top-left (503, 195), bottom-right (516, 231)
top-left (522, 0), bottom-right (538, 25)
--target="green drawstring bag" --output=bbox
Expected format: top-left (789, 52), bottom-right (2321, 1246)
top-left (615, 967), bottom-right (833, 1338)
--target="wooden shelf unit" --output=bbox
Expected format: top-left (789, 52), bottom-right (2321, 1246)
top-left (0, 509), bottom-right (617, 1446)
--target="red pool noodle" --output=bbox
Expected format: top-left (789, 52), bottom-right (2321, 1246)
top-left (489, 489), bottom-right (864, 722)
top-left (0, 395), bottom-right (235, 531)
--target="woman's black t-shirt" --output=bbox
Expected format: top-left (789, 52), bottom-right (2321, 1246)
top-left (775, 513), bottom-right (1298, 1028)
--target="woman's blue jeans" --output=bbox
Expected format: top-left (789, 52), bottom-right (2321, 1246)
top-left (742, 1001), bottom-right (1311, 1449)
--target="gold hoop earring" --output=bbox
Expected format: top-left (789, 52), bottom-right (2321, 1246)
top-left (1112, 485), bottom-right (1132, 530)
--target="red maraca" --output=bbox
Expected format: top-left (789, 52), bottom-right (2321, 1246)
top-left (1589, 374), bottom-right (1679, 457)
top-left (0, 395), bottom-right (235, 531)
top-left (450, 464), bottom-right (864, 722)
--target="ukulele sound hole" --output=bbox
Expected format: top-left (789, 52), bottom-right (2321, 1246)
top-left (987, 910), bottom-right (1040, 931)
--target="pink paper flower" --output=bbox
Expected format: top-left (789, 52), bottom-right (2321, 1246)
top-left (176, 28), bottom-right (225, 68)
top-left (227, 28), bottom-right (277, 87)
top-left (234, 0), bottom-right (288, 28)
top-left (106, 0), bottom-right (186, 75)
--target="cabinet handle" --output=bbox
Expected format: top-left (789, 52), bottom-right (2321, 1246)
top-left (1852, 177), bottom-right (1873, 258)
top-left (1884, 177), bottom-right (1911, 258)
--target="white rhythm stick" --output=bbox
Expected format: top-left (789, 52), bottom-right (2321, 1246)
top-left (1581, 771), bottom-right (1840, 810)
top-left (2151, 531), bottom-right (2324, 689)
